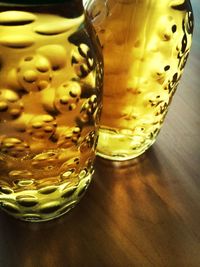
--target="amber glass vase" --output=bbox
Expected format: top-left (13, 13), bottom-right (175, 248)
top-left (0, 0), bottom-right (103, 221)
top-left (85, 0), bottom-right (194, 161)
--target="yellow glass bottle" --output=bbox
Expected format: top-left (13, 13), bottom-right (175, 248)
top-left (85, 0), bottom-right (194, 161)
top-left (0, 0), bottom-right (103, 221)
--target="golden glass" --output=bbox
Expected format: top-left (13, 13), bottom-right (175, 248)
top-left (0, 0), bottom-right (103, 221)
top-left (85, 0), bottom-right (194, 161)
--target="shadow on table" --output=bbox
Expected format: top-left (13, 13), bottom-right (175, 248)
top-left (0, 147), bottom-right (199, 267)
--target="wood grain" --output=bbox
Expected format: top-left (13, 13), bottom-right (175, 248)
top-left (0, 1), bottom-right (200, 266)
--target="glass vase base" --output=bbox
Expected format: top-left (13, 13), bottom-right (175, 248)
top-left (97, 128), bottom-right (156, 161)
top-left (0, 171), bottom-right (92, 222)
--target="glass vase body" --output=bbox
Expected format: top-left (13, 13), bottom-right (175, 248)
top-left (0, 0), bottom-right (103, 221)
top-left (85, 0), bottom-right (194, 161)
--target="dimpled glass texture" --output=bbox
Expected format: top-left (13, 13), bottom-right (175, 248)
top-left (0, 1), bottom-right (103, 221)
top-left (85, 0), bottom-right (194, 161)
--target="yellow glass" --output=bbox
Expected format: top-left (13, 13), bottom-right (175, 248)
top-left (85, 0), bottom-right (194, 161)
top-left (0, 0), bottom-right (103, 221)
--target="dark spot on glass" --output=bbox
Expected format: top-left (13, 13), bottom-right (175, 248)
top-left (11, 113), bottom-right (21, 119)
top-left (64, 135), bottom-right (71, 140)
top-left (0, 187), bottom-right (12, 194)
top-left (37, 67), bottom-right (48, 73)
top-left (60, 99), bottom-right (68, 105)
top-left (40, 204), bottom-right (60, 214)
top-left (71, 56), bottom-right (78, 65)
top-left (50, 135), bottom-right (58, 143)
top-left (23, 77), bottom-right (35, 83)
top-left (18, 128), bottom-right (26, 133)
top-left (17, 199), bottom-right (38, 207)
top-left (154, 128), bottom-right (159, 134)
top-left (44, 128), bottom-right (53, 133)
top-left (173, 73), bottom-right (178, 82)
top-left (39, 187), bottom-right (57, 195)
top-left (0, 20), bottom-right (34, 26)
top-left (0, 105), bottom-right (8, 112)
top-left (78, 46), bottom-right (88, 58)
top-left (52, 65), bottom-right (60, 71)
top-left (24, 56), bottom-right (33, 61)
top-left (181, 34), bottom-right (187, 53)
top-left (79, 65), bottom-right (88, 78)
top-left (164, 65), bottom-right (170, 71)
top-left (69, 91), bottom-right (78, 98)
top-left (164, 34), bottom-right (170, 41)
top-left (172, 25), bottom-right (177, 33)
top-left (32, 125), bottom-right (42, 129)
top-left (62, 188), bottom-right (76, 198)
top-left (171, 2), bottom-right (188, 11)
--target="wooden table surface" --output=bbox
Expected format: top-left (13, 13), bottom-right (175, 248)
top-left (0, 1), bottom-right (200, 267)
